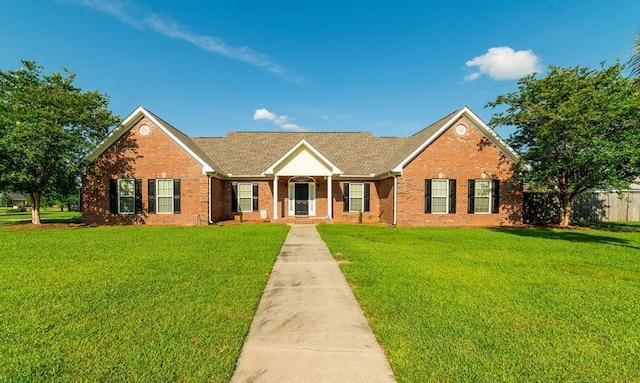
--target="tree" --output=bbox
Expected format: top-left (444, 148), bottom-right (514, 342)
top-left (633, 30), bottom-right (640, 85)
top-left (487, 62), bottom-right (640, 226)
top-left (0, 60), bottom-right (119, 224)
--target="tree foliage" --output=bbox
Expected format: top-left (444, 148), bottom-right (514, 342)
top-left (488, 62), bottom-right (640, 226)
top-left (633, 30), bottom-right (640, 88)
top-left (0, 60), bottom-right (119, 224)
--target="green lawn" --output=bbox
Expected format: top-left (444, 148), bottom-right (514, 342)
top-left (0, 208), bottom-right (81, 225)
top-left (0, 224), bottom-right (289, 382)
top-left (317, 224), bottom-right (640, 382)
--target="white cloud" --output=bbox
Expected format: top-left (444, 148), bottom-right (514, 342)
top-left (253, 108), bottom-right (307, 132)
top-left (253, 108), bottom-right (277, 121)
top-left (60, 0), bottom-right (302, 83)
top-left (464, 46), bottom-right (542, 81)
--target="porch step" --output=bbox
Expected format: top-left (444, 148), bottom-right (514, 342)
top-left (275, 217), bottom-right (334, 225)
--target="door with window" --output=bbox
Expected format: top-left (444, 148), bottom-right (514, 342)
top-left (287, 177), bottom-right (316, 217)
top-left (294, 183), bottom-right (309, 215)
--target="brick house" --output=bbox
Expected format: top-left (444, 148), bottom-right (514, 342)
top-left (81, 106), bottom-right (522, 226)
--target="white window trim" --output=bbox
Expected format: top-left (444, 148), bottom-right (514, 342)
top-left (237, 183), bottom-right (254, 213)
top-left (156, 179), bottom-right (174, 215)
top-left (349, 182), bottom-right (365, 213)
top-left (431, 179), bottom-right (449, 214)
top-left (118, 178), bottom-right (135, 215)
top-left (474, 179), bottom-right (492, 214)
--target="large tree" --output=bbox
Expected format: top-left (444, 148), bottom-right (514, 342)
top-left (633, 31), bottom-right (640, 84)
top-left (488, 62), bottom-right (640, 226)
top-left (0, 60), bottom-right (119, 224)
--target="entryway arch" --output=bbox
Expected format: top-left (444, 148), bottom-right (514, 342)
top-left (288, 176), bottom-right (316, 216)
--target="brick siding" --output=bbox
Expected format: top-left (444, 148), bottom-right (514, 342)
top-left (82, 117), bottom-right (211, 225)
top-left (82, 115), bottom-right (521, 227)
top-left (397, 116), bottom-right (522, 226)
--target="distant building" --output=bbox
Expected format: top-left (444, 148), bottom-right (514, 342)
top-left (0, 193), bottom-right (28, 208)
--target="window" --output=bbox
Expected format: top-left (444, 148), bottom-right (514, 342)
top-left (474, 180), bottom-right (491, 213)
top-left (238, 183), bottom-right (253, 212)
top-left (157, 179), bottom-right (174, 214)
top-left (148, 179), bottom-right (181, 214)
top-left (350, 183), bottom-right (364, 212)
top-left (425, 179), bottom-right (456, 214)
top-left (343, 183), bottom-right (370, 212)
top-left (231, 183), bottom-right (258, 212)
top-left (118, 179), bottom-right (135, 214)
top-left (109, 179), bottom-right (142, 214)
top-left (467, 179), bottom-right (500, 214)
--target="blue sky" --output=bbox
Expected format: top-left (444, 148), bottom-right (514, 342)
top-left (1, 1), bottom-right (639, 140)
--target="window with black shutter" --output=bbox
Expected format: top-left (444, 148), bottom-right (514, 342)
top-left (109, 178), bottom-right (141, 214)
top-left (424, 179), bottom-right (432, 213)
top-left (148, 179), bottom-right (156, 214)
top-left (231, 183), bottom-right (238, 212)
top-left (232, 182), bottom-right (257, 212)
top-left (468, 179), bottom-right (497, 214)
top-left (449, 179), bottom-right (457, 214)
top-left (344, 183), bottom-right (370, 212)
top-left (426, 179), bottom-right (456, 214)
top-left (343, 183), bottom-right (350, 212)
top-left (173, 179), bottom-right (181, 214)
top-left (363, 183), bottom-right (370, 212)
top-left (252, 183), bottom-right (259, 211)
top-left (491, 179), bottom-right (500, 214)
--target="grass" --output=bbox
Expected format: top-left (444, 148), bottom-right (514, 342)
top-left (0, 224), bottom-right (289, 382)
top-left (317, 224), bottom-right (640, 382)
top-left (0, 208), bottom-right (81, 225)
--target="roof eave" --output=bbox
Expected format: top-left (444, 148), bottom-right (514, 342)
top-left (263, 139), bottom-right (343, 175)
top-left (392, 106), bottom-right (519, 171)
top-left (84, 106), bottom-right (221, 175)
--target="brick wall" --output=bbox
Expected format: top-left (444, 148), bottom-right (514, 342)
top-left (397, 116), bottom-right (522, 226)
top-left (82, 114), bottom-right (521, 227)
top-left (82, 117), bottom-right (210, 225)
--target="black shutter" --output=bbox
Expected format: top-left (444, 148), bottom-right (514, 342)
top-left (231, 183), bottom-right (238, 212)
top-left (343, 183), bottom-right (350, 212)
top-left (424, 179), bottom-right (432, 213)
top-left (363, 183), bottom-right (370, 212)
top-left (109, 179), bottom-right (118, 214)
top-left (491, 179), bottom-right (500, 214)
top-left (449, 179), bottom-right (457, 214)
top-left (467, 180), bottom-right (475, 214)
top-left (135, 179), bottom-right (143, 214)
top-left (148, 179), bottom-right (156, 214)
top-left (252, 183), bottom-right (259, 212)
top-left (173, 179), bottom-right (181, 214)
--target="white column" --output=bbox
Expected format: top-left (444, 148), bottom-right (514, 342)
top-left (327, 175), bottom-right (332, 219)
top-left (273, 175), bottom-right (278, 220)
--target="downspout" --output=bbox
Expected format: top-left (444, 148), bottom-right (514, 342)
top-left (393, 175), bottom-right (398, 226)
top-left (208, 175), bottom-right (214, 224)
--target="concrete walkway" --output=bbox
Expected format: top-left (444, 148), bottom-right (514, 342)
top-left (231, 224), bottom-right (396, 383)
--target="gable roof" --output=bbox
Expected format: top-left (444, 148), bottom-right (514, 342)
top-left (192, 132), bottom-right (405, 176)
top-left (263, 139), bottom-right (343, 176)
top-left (88, 106), bottom-right (518, 178)
top-left (85, 106), bottom-right (221, 175)
top-left (0, 192), bottom-right (27, 201)
top-left (388, 106), bottom-right (519, 172)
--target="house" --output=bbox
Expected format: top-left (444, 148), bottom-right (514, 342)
top-left (81, 106), bottom-right (522, 226)
top-left (0, 192), bottom-right (28, 208)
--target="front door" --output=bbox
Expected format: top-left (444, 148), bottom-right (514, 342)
top-left (294, 183), bottom-right (309, 215)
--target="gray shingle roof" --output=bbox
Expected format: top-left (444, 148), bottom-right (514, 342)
top-left (90, 105), bottom-right (517, 178)
top-left (192, 132), bottom-right (406, 176)
top-left (190, 107), bottom-right (475, 176)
